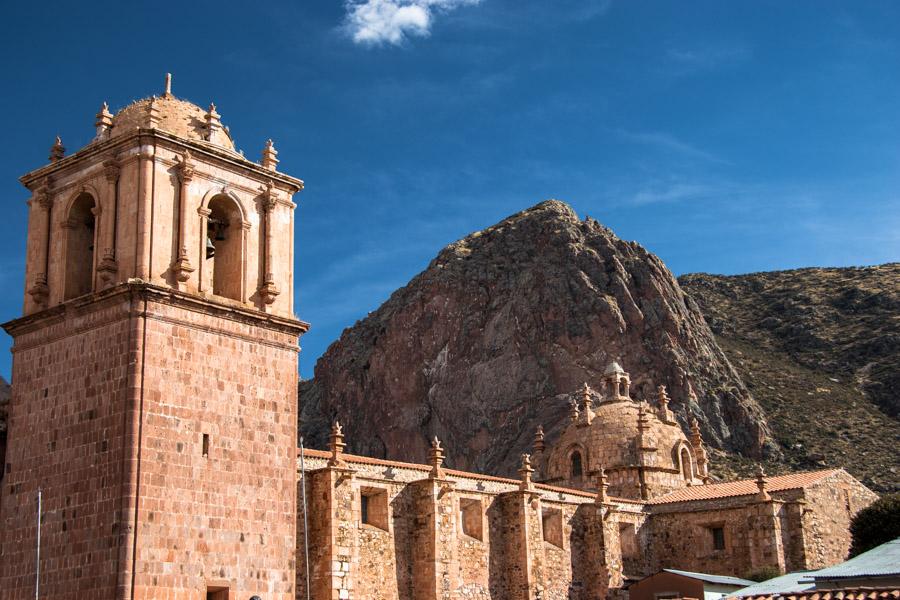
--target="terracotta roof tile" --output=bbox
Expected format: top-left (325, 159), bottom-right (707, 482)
top-left (648, 469), bottom-right (841, 504)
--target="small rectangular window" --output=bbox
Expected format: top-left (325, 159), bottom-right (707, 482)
top-left (360, 487), bottom-right (389, 531)
top-left (202, 433), bottom-right (210, 457)
top-left (460, 498), bottom-right (483, 541)
top-left (711, 526), bottom-right (725, 551)
top-left (542, 508), bottom-right (564, 548)
top-left (619, 522), bottom-right (638, 558)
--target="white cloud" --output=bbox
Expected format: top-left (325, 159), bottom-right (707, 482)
top-left (344, 0), bottom-right (482, 46)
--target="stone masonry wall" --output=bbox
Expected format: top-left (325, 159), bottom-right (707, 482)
top-left (130, 289), bottom-right (302, 599)
top-left (0, 293), bottom-right (133, 598)
top-left (800, 471), bottom-right (879, 569)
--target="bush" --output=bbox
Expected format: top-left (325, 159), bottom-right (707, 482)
top-left (849, 493), bottom-right (900, 557)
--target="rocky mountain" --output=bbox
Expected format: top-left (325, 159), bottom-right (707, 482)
top-left (300, 200), bottom-right (771, 477)
top-left (680, 265), bottom-right (900, 492)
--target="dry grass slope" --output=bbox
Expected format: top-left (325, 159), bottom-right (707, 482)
top-left (680, 264), bottom-right (900, 492)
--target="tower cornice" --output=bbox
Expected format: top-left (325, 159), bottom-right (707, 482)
top-left (19, 129), bottom-right (303, 194)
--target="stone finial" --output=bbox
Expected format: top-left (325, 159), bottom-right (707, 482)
top-left (689, 417), bottom-right (710, 482)
top-left (205, 103), bottom-right (222, 140)
top-left (595, 467), bottom-right (610, 505)
top-left (578, 382), bottom-right (595, 426)
top-left (261, 138), bottom-right (279, 171)
top-left (164, 73), bottom-right (173, 97)
top-left (637, 403), bottom-right (650, 433)
top-left (756, 464), bottom-right (771, 501)
top-left (95, 102), bottom-right (114, 140)
top-left (657, 384), bottom-right (674, 422)
top-left (690, 417), bottom-right (702, 444)
top-left (519, 453), bottom-right (534, 491)
top-left (569, 398), bottom-right (580, 422)
top-left (429, 436), bottom-right (445, 478)
top-left (49, 136), bottom-right (65, 162)
top-left (533, 426), bottom-right (545, 455)
top-left (328, 421), bottom-right (347, 467)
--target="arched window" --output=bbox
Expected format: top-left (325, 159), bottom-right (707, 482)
top-left (680, 447), bottom-right (693, 481)
top-left (206, 195), bottom-right (243, 301)
top-left (64, 193), bottom-right (97, 300)
top-left (570, 450), bottom-right (583, 479)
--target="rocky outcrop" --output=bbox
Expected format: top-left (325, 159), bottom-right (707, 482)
top-left (300, 200), bottom-right (771, 476)
top-left (680, 265), bottom-right (900, 491)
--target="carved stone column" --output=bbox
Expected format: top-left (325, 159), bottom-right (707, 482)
top-left (171, 152), bottom-right (196, 285)
top-left (258, 182), bottom-right (280, 306)
top-left (197, 206), bottom-right (211, 293)
top-left (136, 147), bottom-right (154, 281)
top-left (27, 186), bottom-right (52, 308)
top-left (97, 160), bottom-right (120, 287)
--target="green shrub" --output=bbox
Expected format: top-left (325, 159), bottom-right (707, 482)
top-left (849, 493), bottom-right (900, 557)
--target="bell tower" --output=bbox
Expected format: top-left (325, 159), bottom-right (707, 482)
top-left (0, 77), bottom-right (308, 599)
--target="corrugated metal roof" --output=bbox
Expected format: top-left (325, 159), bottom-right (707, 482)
top-left (664, 568), bottom-right (756, 587)
top-left (730, 571), bottom-right (817, 597)
top-left (647, 470), bottom-right (841, 504)
top-left (813, 538), bottom-right (900, 579)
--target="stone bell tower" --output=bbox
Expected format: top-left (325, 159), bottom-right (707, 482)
top-left (0, 76), bottom-right (308, 599)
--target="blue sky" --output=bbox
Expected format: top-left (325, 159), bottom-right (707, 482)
top-left (0, 1), bottom-right (898, 379)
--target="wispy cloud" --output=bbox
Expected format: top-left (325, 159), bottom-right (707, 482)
top-left (343, 0), bottom-right (482, 46)
top-left (616, 129), bottom-right (730, 165)
top-left (663, 42), bottom-right (752, 76)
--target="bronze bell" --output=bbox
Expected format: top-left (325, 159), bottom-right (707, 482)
top-left (205, 237), bottom-right (216, 259)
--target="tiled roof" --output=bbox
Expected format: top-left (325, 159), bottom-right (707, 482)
top-left (812, 539), bottom-right (900, 579)
top-left (732, 588), bottom-right (900, 600)
top-left (648, 470), bottom-right (841, 504)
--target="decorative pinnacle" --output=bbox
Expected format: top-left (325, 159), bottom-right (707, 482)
top-left (533, 426), bottom-right (545, 454)
top-left (49, 136), bottom-right (65, 162)
top-left (637, 403), bottom-right (650, 431)
top-left (429, 436), bottom-right (445, 477)
top-left (518, 453), bottom-right (534, 491)
top-left (756, 464), bottom-right (771, 501)
top-left (657, 385), bottom-right (670, 409)
top-left (328, 421), bottom-right (346, 466)
top-left (95, 102), bottom-right (113, 134)
top-left (690, 417), bottom-right (703, 443)
top-left (595, 467), bottom-right (610, 504)
top-left (164, 73), bottom-right (172, 97)
top-left (261, 138), bottom-right (279, 171)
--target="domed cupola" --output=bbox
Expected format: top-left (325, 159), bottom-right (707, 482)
top-left (535, 362), bottom-right (709, 501)
top-left (95, 74), bottom-right (237, 153)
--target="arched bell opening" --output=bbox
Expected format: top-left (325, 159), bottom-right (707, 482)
top-left (64, 193), bottom-right (97, 300)
top-left (205, 195), bottom-right (243, 301)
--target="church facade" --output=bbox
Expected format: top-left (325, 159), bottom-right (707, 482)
top-left (0, 80), bottom-right (877, 600)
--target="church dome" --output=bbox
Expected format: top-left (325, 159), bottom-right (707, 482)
top-left (109, 93), bottom-right (236, 151)
top-left (546, 400), bottom-right (689, 477)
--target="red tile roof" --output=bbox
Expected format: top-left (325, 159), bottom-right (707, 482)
top-left (733, 588), bottom-right (900, 600)
top-left (648, 469), bottom-right (841, 505)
